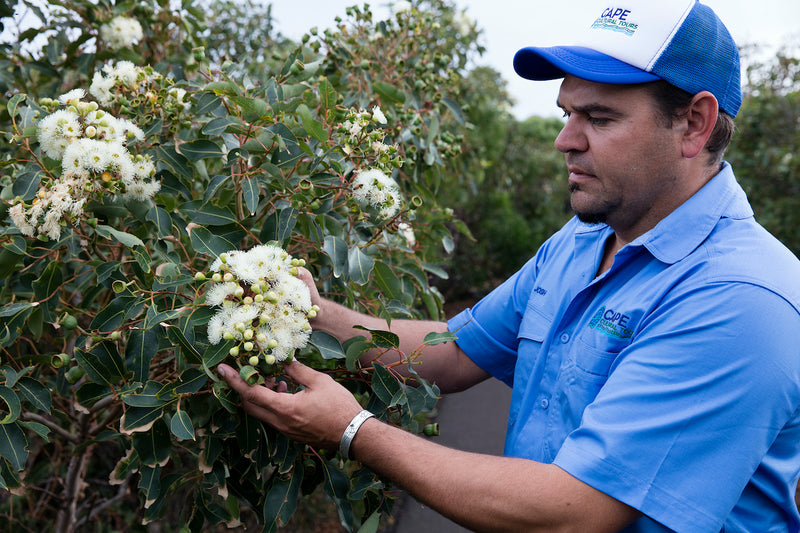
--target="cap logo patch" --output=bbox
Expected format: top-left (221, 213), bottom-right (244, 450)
top-left (591, 7), bottom-right (639, 36)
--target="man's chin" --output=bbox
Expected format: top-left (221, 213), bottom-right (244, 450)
top-left (573, 208), bottom-right (608, 225)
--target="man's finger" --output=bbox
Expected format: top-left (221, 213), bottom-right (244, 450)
top-left (282, 360), bottom-right (325, 387)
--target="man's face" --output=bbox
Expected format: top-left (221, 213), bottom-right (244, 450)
top-left (555, 75), bottom-right (685, 239)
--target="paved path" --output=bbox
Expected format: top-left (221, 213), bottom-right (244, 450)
top-left (389, 377), bottom-right (513, 532)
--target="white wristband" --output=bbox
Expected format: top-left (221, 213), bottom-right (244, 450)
top-left (339, 410), bottom-right (375, 459)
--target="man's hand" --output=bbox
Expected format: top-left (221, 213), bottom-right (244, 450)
top-left (217, 360), bottom-right (363, 450)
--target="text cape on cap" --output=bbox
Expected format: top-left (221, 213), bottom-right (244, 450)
top-left (573, 0), bottom-right (697, 73)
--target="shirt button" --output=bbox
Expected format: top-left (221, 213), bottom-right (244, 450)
top-left (539, 397), bottom-right (549, 409)
top-left (560, 332), bottom-right (570, 343)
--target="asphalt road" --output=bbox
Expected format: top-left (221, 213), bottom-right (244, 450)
top-left (388, 377), bottom-right (514, 532)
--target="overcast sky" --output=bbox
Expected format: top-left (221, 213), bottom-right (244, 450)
top-left (271, 0), bottom-right (800, 119)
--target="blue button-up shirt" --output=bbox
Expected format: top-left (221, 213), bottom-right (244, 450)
top-left (448, 164), bottom-right (800, 532)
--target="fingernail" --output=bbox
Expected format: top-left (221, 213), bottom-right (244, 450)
top-left (217, 366), bottom-right (226, 378)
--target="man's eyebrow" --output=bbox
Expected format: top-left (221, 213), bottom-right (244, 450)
top-left (556, 101), bottom-right (625, 118)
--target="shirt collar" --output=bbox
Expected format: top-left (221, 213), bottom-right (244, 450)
top-left (634, 162), bottom-right (754, 264)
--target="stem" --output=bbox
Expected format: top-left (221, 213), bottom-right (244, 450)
top-left (20, 413), bottom-right (80, 444)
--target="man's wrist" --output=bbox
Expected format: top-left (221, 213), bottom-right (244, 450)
top-left (339, 410), bottom-right (375, 459)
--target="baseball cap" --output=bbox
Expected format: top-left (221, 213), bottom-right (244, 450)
top-left (513, 0), bottom-right (742, 117)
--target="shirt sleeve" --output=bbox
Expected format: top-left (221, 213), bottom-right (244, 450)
top-left (554, 282), bottom-right (800, 532)
top-left (447, 256), bottom-right (540, 387)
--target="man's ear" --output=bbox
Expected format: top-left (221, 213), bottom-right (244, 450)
top-left (681, 91), bottom-right (718, 159)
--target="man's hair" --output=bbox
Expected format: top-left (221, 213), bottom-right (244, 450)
top-left (645, 80), bottom-right (735, 165)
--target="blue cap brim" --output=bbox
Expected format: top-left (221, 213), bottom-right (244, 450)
top-left (513, 46), bottom-right (661, 85)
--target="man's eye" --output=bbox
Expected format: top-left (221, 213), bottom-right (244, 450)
top-left (588, 116), bottom-right (608, 125)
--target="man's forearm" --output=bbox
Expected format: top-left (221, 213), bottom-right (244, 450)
top-left (313, 298), bottom-right (489, 393)
top-left (350, 418), bottom-right (640, 533)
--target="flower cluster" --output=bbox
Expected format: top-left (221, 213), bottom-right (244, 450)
top-left (351, 168), bottom-right (404, 220)
top-left (99, 16), bottom-right (144, 50)
top-left (9, 89), bottom-right (159, 240)
top-left (201, 244), bottom-right (318, 368)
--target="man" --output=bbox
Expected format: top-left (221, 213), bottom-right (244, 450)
top-left (218, 1), bottom-right (800, 531)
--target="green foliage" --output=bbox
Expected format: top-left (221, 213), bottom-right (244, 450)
top-left (727, 45), bottom-right (800, 255)
top-left (0, 0), bottom-right (484, 531)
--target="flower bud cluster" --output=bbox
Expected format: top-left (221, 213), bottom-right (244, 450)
top-left (99, 16), bottom-right (144, 51)
top-left (9, 89), bottom-right (159, 240)
top-left (201, 244), bottom-right (319, 369)
top-left (335, 106), bottom-right (402, 171)
top-left (89, 61), bottom-right (190, 128)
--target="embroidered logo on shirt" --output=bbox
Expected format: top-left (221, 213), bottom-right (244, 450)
top-left (588, 305), bottom-right (633, 339)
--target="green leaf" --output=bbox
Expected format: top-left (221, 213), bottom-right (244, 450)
top-left (347, 246), bottom-right (373, 285)
top-left (309, 331), bottom-right (345, 360)
top-left (143, 305), bottom-right (186, 331)
top-left (134, 246), bottom-right (151, 274)
top-left (11, 169), bottom-right (41, 201)
top-left (139, 465), bottom-right (161, 502)
top-left (321, 460), bottom-right (354, 529)
top-left (318, 77), bottom-right (337, 113)
top-left (422, 261), bottom-right (449, 280)
top-left (230, 96), bottom-right (270, 123)
top-left (372, 262), bottom-right (404, 301)
top-left (259, 207), bottom-right (298, 246)
top-left (180, 140), bottom-right (223, 162)
top-left (122, 381), bottom-right (170, 407)
top-left (156, 146), bottom-right (194, 180)
top-left (34, 261), bottom-right (64, 303)
top-left (423, 331), bottom-right (458, 346)
top-left (203, 340), bottom-right (235, 369)
top-left (0, 422), bottom-right (28, 470)
top-left (357, 510), bottom-right (381, 533)
top-left (373, 81), bottom-right (406, 104)
top-left (146, 206), bottom-right (172, 238)
top-left (0, 386), bottom-right (21, 424)
top-left (90, 296), bottom-right (131, 333)
top-left (269, 123), bottom-right (302, 168)
top-left (4, 235), bottom-right (26, 255)
top-left (364, 328), bottom-right (400, 350)
top-left (441, 97), bottom-right (465, 125)
top-left (371, 363), bottom-right (401, 405)
top-left (158, 368), bottom-right (207, 399)
top-left (202, 116), bottom-right (244, 135)
top-left (263, 468), bottom-right (303, 529)
top-left (195, 91), bottom-right (224, 114)
top-left (189, 226), bottom-right (236, 257)
top-left (122, 405), bottom-right (163, 432)
top-left (242, 177), bottom-right (259, 215)
top-left (170, 410), bottom-right (195, 440)
top-left (132, 419), bottom-right (171, 465)
top-left (15, 377), bottom-right (51, 414)
top-left (74, 341), bottom-right (127, 386)
top-left (0, 249), bottom-right (23, 280)
top-left (6, 93), bottom-right (26, 118)
top-left (180, 201), bottom-right (238, 226)
top-left (345, 339), bottom-right (373, 373)
top-left (296, 104), bottom-right (328, 143)
top-left (323, 236), bottom-right (348, 278)
top-left (18, 420), bottom-right (50, 442)
top-left (166, 325), bottom-right (204, 365)
top-left (0, 302), bottom-right (31, 318)
top-left (95, 224), bottom-right (145, 248)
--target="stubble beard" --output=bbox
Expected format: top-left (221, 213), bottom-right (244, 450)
top-left (569, 182), bottom-right (617, 225)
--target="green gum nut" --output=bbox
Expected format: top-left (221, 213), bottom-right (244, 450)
top-left (423, 423), bottom-right (440, 436)
top-left (239, 365), bottom-right (259, 386)
top-left (65, 366), bottom-right (85, 384)
top-left (51, 352), bottom-right (71, 368)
